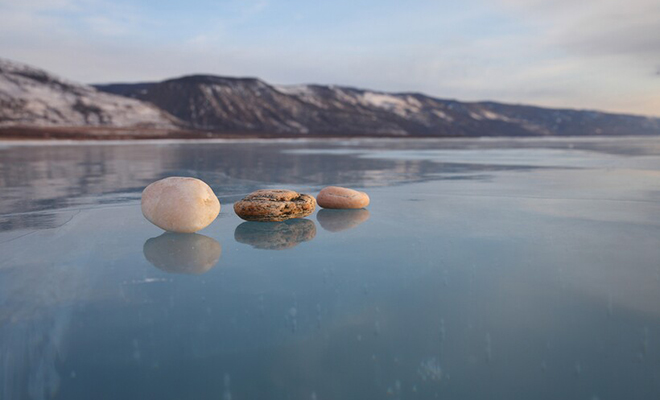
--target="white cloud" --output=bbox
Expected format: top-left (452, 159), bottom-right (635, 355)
top-left (500, 0), bottom-right (660, 61)
top-left (0, 0), bottom-right (147, 38)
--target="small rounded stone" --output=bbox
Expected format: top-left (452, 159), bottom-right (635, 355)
top-left (317, 186), bottom-right (370, 209)
top-left (141, 177), bottom-right (220, 233)
top-left (143, 233), bottom-right (222, 274)
top-left (233, 189), bottom-right (316, 222)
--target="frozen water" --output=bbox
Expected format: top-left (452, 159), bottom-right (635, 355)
top-left (1, 137), bottom-right (660, 399)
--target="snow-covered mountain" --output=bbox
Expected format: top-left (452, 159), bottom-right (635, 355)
top-left (0, 58), bottom-right (180, 129)
top-left (1, 57), bottom-right (658, 137)
top-left (96, 75), bottom-right (660, 137)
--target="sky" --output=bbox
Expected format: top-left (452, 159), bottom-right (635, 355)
top-left (1, 0), bottom-right (659, 116)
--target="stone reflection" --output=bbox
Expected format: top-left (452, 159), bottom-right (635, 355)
top-left (317, 209), bottom-right (370, 232)
top-left (234, 219), bottom-right (316, 250)
top-left (143, 233), bottom-right (222, 274)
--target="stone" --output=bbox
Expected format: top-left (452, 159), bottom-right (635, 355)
top-left (233, 189), bottom-right (316, 222)
top-left (141, 177), bottom-right (220, 233)
top-left (143, 233), bottom-right (222, 274)
top-left (317, 186), bottom-right (370, 209)
top-left (317, 209), bottom-right (370, 232)
top-left (234, 219), bottom-right (317, 250)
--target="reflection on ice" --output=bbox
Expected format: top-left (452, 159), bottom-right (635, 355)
top-left (143, 233), bottom-right (222, 274)
top-left (234, 219), bottom-right (316, 250)
top-left (317, 209), bottom-right (370, 232)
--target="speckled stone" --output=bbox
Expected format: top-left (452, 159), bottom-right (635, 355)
top-left (141, 177), bottom-right (220, 233)
top-left (317, 186), bottom-right (370, 209)
top-left (233, 189), bottom-right (316, 222)
top-left (143, 233), bottom-right (222, 274)
top-left (234, 219), bottom-right (317, 250)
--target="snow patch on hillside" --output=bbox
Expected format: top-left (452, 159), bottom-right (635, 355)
top-left (275, 85), bottom-right (328, 108)
top-left (360, 92), bottom-right (422, 117)
top-left (274, 84), bottom-right (310, 96)
top-left (432, 110), bottom-right (453, 121)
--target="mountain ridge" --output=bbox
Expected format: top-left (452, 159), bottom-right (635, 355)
top-left (0, 57), bottom-right (658, 137)
top-left (93, 76), bottom-right (653, 118)
top-left (95, 74), bottom-right (660, 137)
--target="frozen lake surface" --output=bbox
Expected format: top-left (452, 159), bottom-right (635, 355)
top-left (1, 137), bottom-right (660, 399)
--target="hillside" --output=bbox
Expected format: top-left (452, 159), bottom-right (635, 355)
top-left (96, 75), bottom-right (660, 136)
top-left (0, 58), bottom-right (181, 129)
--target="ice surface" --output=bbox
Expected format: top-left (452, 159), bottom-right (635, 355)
top-left (1, 137), bottom-right (660, 399)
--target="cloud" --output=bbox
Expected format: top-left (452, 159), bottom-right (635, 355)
top-left (484, 0), bottom-right (660, 115)
top-left (499, 0), bottom-right (660, 61)
top-left (0, 0), bottom-right (147, 38)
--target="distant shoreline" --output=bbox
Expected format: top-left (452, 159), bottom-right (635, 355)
top-left (1, 126), bottom-right (659, 141)
top-left (0, 126), bottom-right (431, 140)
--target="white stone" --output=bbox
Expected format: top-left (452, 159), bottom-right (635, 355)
top-left (141, 177), bottom-right (220, 233)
